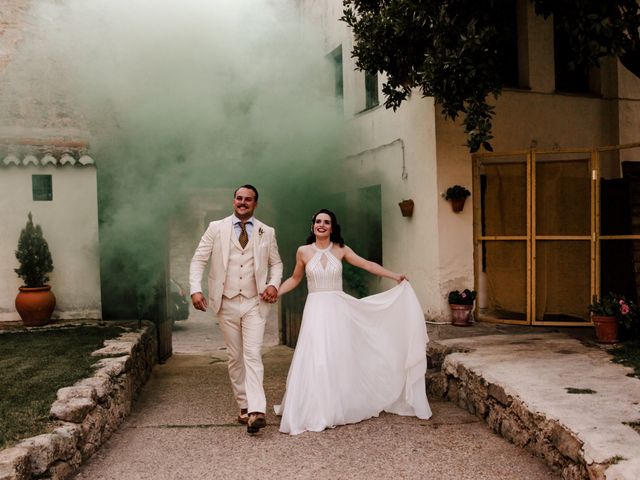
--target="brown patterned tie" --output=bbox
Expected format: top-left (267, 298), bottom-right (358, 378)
top-left (239, 221), bottom-right (248, 248)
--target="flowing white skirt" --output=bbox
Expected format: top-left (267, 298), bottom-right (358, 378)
top-left (275, 281), bottom-right (432, 435)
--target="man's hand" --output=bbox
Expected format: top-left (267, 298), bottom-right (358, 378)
top-left (261, 285), bottom-right (278, 303)
top-left (191, 292), bottom-right (208, 311)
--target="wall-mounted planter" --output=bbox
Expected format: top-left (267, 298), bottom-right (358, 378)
top-left (398, 199), bottom-right (414, 217)
top-left (450, 197), bottom-right (467, 213)
top-left (445, 185), bottom-right (471, 214)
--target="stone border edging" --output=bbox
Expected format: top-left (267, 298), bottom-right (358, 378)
top-left (0, 322), bottom-right (157, 480)
top-left (427, 343), bottom-right (605, 480)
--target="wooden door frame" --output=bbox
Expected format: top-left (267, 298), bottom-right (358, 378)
top-left (473, 150), bottom-right (530, 324)
top-left (473, 142), bottom-right (640, 326)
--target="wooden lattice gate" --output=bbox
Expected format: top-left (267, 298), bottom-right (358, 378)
top-left (472, 142), bottom-right (640, 326)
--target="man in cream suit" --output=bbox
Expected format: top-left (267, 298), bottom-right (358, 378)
top-left (190, 185), bottom-right (283, 434)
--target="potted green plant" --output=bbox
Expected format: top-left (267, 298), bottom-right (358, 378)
top-left (14, 212), bottom-right (56, 326)
top-left (445, 185), bottom-right (471, 213)
top-left (588, 293), bottom-right (639, 343)
top-left (448, 288), bottom-right (476, 326)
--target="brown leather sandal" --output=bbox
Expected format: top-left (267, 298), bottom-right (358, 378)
top-left (237, 408), bottom-right (249, 425)
top-left (247, 412), bottom-right (266, 433)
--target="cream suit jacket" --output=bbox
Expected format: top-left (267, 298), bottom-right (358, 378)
top-left (189, 215), bottom-right (283, 318)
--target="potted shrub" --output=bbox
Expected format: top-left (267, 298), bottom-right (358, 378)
top-left (14, 212), bottom-right (56, 326)
top-left (588, 293), bottom-right (639, 343)
top-left (445, 185), bottom-right (471, 213)
top-left (448, 288), bottom-right (476, 326)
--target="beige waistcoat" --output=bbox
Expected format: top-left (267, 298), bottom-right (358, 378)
top-left (223, 231), bottom-right (258, 299)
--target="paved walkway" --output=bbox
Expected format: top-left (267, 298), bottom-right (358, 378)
top-left (171, 306), bottom-right (279, 355)
top-left (72, 317), bottom-right (558, 480)
top-left (171, 310), bottom-right (226, 355)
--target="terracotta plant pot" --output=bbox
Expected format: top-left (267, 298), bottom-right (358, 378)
top-left (398, 199), bottom-right (414, 217)
top-left (591, 315), bottom-right (618, 343)
top-left (15, 286), bottom-right (56, 327)
top-left (450, 303), bottom-right (473, 326)
top-left (450, 197), bottom-right (467, 213)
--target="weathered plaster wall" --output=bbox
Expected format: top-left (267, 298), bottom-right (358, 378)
top-left (0, 0), bottom-right (32, 78)
top-left (435, 90), bottom-right (621, 310)
top-left (616, 61), bottom-right (640, 165)
top-left (435, 10), bottom-right (640, 316)
top-left (1, 0), bottom-right (101, 322)
top-left (0, 162), bottom-right (102, 321)
top-left (341, 99), bottom-right (441, 318)
top-left (298, 0), bottom-right (443, 318)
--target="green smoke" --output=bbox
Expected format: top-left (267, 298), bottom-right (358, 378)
top-left (1, 0), bottom-right (347, 318)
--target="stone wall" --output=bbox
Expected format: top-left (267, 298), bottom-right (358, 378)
top-left (0, 322), bottom-right (157, 480)
top-left (427, 348), bottom-right (604, 480)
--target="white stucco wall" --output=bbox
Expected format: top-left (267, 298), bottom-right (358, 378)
top-left (436, 45), bottom-right (640, 319)
top-left (0, 162), bottom-right (102, 321)
top-left (299, 0), bottom-right (640, 322)
top-left (342, 98), bottom-right (441, 318)
top-left (298, 0), bottom-right (443, 319)
top-left (616, 60), bottom-right (640, 162)
top-left (435, 90), bottom-right (621, 315)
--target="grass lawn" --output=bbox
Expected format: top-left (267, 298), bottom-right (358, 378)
top-left (611, 339), bottom-right (640, 378)
top-left (0, 324), bottom-right (128, 449)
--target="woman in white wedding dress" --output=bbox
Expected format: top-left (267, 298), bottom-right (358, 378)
top-left (274, 209), bottom-right (432, 435)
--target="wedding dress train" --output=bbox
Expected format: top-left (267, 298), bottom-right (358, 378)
top-left (275, 243), bottom-right (432, 435)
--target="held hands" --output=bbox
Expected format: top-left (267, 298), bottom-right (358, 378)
top-left (261, 285), bottom-right (278, 303)
top-left (192, 288), bottom-right (278, 308)
top-left (396, 274), bottom-right (408, 283)
top-left (191, 292), bottom-right (208, 311)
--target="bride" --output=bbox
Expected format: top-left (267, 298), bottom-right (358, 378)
top-left (274, 209), bottom-right (432, 435)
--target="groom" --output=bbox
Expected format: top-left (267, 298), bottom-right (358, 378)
top-left (189, 184), bottom-right (282, 434)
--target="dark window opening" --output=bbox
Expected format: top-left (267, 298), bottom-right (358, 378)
top-left (32, 175), bottom-right (52, 201)
top-left (554, 17), bottom-right (590, 93)
top-left (495, 0), bottom-right (519, 88)
top-left (365, 71), bottom-right (379, 109)
top-left (331, 185), bottom-right (383, 298)
top-left (328, 45), bottom-right (343, 111)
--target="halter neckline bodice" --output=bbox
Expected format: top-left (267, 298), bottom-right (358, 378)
top-left (306, 243), bottom-right (342, 293)
top-left (312, 242), bottom-right (333, 252)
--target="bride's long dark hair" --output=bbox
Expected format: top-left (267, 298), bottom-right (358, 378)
top-left (305, 209), bottom-right (345, 247)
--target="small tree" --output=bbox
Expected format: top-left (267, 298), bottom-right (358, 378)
top-left (15, 212), bottom-right (54, 287)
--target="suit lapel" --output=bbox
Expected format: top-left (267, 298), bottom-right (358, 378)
top-left (253, 219), bottom-right (263, 269)
top-left (221, 216), bottom-right (234, 270)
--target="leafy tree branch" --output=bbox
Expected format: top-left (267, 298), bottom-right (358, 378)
top-left (342, 0), bottom-right (640, 152)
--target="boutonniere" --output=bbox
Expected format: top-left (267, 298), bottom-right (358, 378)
top-left (258, 227), bottom-right (264, 237)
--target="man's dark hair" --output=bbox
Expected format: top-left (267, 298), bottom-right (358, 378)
top-left (234, 184), bottom-right (259, 202)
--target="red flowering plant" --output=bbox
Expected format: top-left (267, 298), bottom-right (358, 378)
top-left (589, 293), bottom-right (640, 337)
top-left (448, 289), bottom-right (477, 305)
